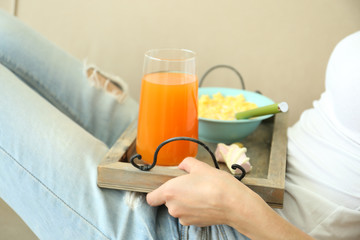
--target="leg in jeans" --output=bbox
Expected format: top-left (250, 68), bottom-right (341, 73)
top-left (0, 10), bottom-right (247, 240)
top-left (0, 9), bottom-right (180, 239)
top-left (0, 9), bottom-right (136, 147)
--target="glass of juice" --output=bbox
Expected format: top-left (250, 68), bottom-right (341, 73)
top-left (136, 49), bottom-right (198, 166)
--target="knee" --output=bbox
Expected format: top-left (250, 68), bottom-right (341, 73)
top-left (0, 9), bottom-right (19, 48)
top-left (84, 63), bottom-right (131, 103)
top-left (0, 9), bottom-right (32, 60)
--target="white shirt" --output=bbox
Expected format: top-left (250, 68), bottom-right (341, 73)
top-left (276, 31), bottom-right (360, 240)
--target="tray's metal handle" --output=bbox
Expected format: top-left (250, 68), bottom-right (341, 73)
top-left (129, 137), bottom-right (246, 181)
top-left (199, 64), bottom-right (246, 90)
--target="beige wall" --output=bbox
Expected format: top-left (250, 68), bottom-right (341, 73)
top-left (1, 0), bottom-right (360, 125)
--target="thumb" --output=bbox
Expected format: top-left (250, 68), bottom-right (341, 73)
top-left (146, 183), bottom-right (166, 207)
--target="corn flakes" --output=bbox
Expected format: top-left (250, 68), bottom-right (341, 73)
top-left (199, 92), bottom-right (258, 120)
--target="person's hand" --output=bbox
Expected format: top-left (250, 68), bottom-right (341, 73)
top-left (146, 157), bottom-right (259, 227)
top-left (146, 157), bottom-right (314, 240)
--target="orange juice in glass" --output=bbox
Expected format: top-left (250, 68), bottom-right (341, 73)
top-left (136, 49), bottom-right (198, 166)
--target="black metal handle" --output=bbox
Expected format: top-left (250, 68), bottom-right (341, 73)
top-left (199, 64), bottom-right (246, 90)
top-left (231, 164), bottom-right (246, 181)
top-left (130, 137), bottom-right (246, 181)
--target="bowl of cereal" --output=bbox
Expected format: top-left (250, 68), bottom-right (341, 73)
top-left (198, 87), bottom-right (276, 144)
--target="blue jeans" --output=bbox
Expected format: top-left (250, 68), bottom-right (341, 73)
top-left (0, 10), bottom-right (248, 240)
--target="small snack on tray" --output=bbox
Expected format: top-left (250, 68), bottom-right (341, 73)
top-left (215, 143), bottom-right (252, 174)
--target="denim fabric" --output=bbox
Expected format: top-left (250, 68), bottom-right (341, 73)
top-left (0, 9), bottom-right (248, 240)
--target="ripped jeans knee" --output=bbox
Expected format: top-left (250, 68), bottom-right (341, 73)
top-left (84, 61), bottom-right (129, 103)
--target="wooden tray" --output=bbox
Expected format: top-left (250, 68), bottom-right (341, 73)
top-left (97, 113), bottom-right (288, 208)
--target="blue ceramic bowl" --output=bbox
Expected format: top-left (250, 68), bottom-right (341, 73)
top-left (198, 87), bottom-right (275, 144)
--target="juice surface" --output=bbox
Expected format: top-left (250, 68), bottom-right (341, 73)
top-left (136, 72), bottom-right (198, 166)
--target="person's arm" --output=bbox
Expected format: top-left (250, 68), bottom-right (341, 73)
top-left (146, 157), bottom-right (314, 240)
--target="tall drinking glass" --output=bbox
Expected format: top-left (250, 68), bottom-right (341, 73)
top-left (136, 49), bottom-right (198, 166)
